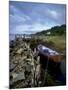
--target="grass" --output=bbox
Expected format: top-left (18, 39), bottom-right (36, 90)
top-left (42, 35), bottom-right (66, 53)
top-left (29, 35), bottom-right (66, 53)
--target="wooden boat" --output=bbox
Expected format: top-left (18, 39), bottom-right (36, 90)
top-left (37, 44), bottom-right (64, 62)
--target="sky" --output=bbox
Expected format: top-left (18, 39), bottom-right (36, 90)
top-left (9, 1), bottom-right (66, 34)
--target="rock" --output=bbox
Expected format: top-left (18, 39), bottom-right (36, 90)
top-left (15, 72), bottom-right (25, 81)
top-left (16, 48), bottom-right (23, 54)
top-left (12, 73), bottom-right (18, 79)
top-left (10, 39), bottom-right (36, 88)
top-left (10, 63), bottom-right (16, 71)
top-left (12, 72), bottom-right (25, 82)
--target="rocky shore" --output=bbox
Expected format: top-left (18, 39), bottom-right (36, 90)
top-left (9, 37), bottom-right (66, 88)
top-left (9, 38), bottom-right (40, 88)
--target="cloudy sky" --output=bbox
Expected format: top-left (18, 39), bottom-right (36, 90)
top-left (9, 1), bottom-right (66, 34)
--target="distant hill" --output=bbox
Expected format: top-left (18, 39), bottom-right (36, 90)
top-left (35, 24), bottom-right (66, 36)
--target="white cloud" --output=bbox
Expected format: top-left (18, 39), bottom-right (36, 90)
top-left (13, 25), bottom-right (31, 34)
top-left (47, 9), bottom-right (60, 20)
top-left (10, 5), bottom-right (18, 13)
top-left (50, 11), bottom-right (58, 18)
top-left (10, 22), bottom-right (52, 34)
top-left (9, 3), bottom-right (65, 34)
top-left (29, 23), bottom-right (51, 31)
top-left (10, 5), bottom-right (31, 24)
top-left (10, 14), bottom-right (26, 23)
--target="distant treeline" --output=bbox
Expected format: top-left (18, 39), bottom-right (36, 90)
top-left (35, 24), bottom-right (66, 36)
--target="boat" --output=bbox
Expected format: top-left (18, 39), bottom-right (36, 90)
top-left (37, 44), bottom-right (64, 62)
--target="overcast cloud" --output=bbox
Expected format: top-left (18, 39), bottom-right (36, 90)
top-left (9, 1), bottom-right (66, 34)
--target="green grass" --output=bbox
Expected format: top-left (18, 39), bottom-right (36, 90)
top-left (41, 35), bottom-right (66, 53)
top-left (30, 35), bottom-right (66, 53)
